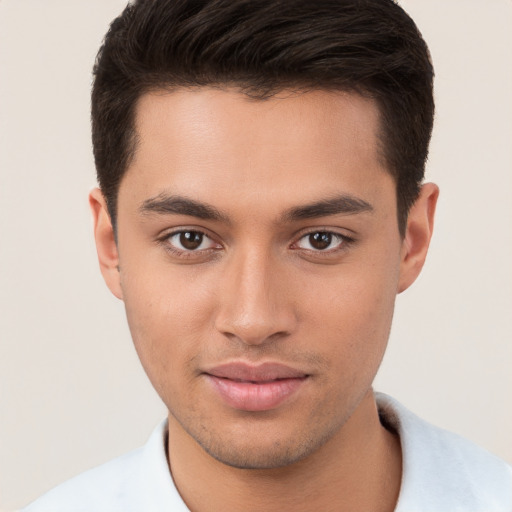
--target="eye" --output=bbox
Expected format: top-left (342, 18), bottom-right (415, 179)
top-left (167, 230), bottom-right (218, 252)
top-left (295, 231), bottom-right (346, 251)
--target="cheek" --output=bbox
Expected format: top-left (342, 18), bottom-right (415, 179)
top-left (304, 261), bottom-right (397, 324)
top-left (301, 257), bottom-right (399, 369)
top-left (120, 262), bottom-right (216, 396)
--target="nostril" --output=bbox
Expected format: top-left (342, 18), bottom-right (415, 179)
top-left (216, 323), bottom-right (292, 347)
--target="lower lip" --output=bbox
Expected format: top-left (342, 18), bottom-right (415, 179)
top-left (206, 375), bottom-right (307, 411)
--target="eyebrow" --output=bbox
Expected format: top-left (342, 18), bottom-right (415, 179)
top-left (281, 194), bottom-right (373, 222)
top-left (139, 192), bottom-right (373, 223)
top-left (140, 194), bottom-right (229, 222)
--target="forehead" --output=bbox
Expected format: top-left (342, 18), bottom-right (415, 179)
top-left (122, 87), bottom-right (392, 219)
top-left (133, 87), bottom-right (383, 165)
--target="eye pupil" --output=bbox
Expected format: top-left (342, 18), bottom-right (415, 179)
top-left (180, 231), bottom-right (203, 250)
top-left (309, 232), bottom-right (332, 250)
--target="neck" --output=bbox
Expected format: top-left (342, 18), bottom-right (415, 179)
top-left (167, 390), bottom-right (402, 512)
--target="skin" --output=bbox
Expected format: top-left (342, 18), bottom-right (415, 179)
top-left (91, 88), bottom-right (438, 512)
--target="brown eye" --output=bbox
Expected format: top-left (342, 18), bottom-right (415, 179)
top-left (309, 232), bottom-right (332, 250)
top-left (296, 231), bottom-right (346, 252)
top-left (180, 231), bottom-right (203, 250)
top-left (167, 230), bottom-right (218, 252)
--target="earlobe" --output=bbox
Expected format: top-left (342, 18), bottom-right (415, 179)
top-left (397, 183), bottom-right (439, 294)
top-left (89, 188), bottom-right (123, 300)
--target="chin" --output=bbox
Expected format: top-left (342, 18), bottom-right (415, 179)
top-left (193, 421), bottom-right (339, 470)
top-left (202, 441), bottom-right (313, 470)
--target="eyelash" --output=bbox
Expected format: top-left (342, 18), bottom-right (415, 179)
top-left (157, 228), bottom-right (355, 259)
top-left (157, 229), bottom-right (222, 259)
top-left (291, 229), bottom-right (355, 255)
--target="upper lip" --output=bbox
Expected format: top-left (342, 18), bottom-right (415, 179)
top-left (204, 362), bottom-right (308, 382)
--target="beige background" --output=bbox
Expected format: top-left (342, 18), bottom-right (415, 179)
top-left (1, 0), bottom-right (511, 510)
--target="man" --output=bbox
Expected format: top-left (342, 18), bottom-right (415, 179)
top-left (23, 0), bottom-right (511, 510)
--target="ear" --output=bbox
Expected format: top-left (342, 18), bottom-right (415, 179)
top-left (89, 188), bottom-right (123, 300)
top-left (397, 183), bottom-right (439, 293)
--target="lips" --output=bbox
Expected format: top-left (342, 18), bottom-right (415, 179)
top-left (204, 362), bottom-right (308, 411)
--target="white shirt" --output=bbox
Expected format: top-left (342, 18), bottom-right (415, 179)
top-left (23, 393), bottom-right (512, 511)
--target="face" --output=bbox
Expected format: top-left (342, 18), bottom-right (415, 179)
top-left (92, 87), bottom-right (434, 470)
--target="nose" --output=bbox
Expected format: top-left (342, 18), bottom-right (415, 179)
top-left (214, 248), bottom-right (297, 346)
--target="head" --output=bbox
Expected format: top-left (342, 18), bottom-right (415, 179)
top-left (90, 0), bottom-right (438, 471)
top-left (92, 0), bottom-right (434, 237)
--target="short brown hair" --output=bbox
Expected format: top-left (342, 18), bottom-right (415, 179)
top-left (92, 0), bottom-right (434, 235)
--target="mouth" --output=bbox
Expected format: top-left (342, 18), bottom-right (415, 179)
top-left (203, 362), bottom-right (309, 412)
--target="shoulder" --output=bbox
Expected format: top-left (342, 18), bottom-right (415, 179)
top-left (376, 392), bottom-right (512, 512)
top-left (22, 420), bottom-right (187, 512)
top-left (22, 447), bottom-right (145, 512)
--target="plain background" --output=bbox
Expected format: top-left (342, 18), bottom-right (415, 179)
top-left (1, 0), bottom-right (511, 510)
